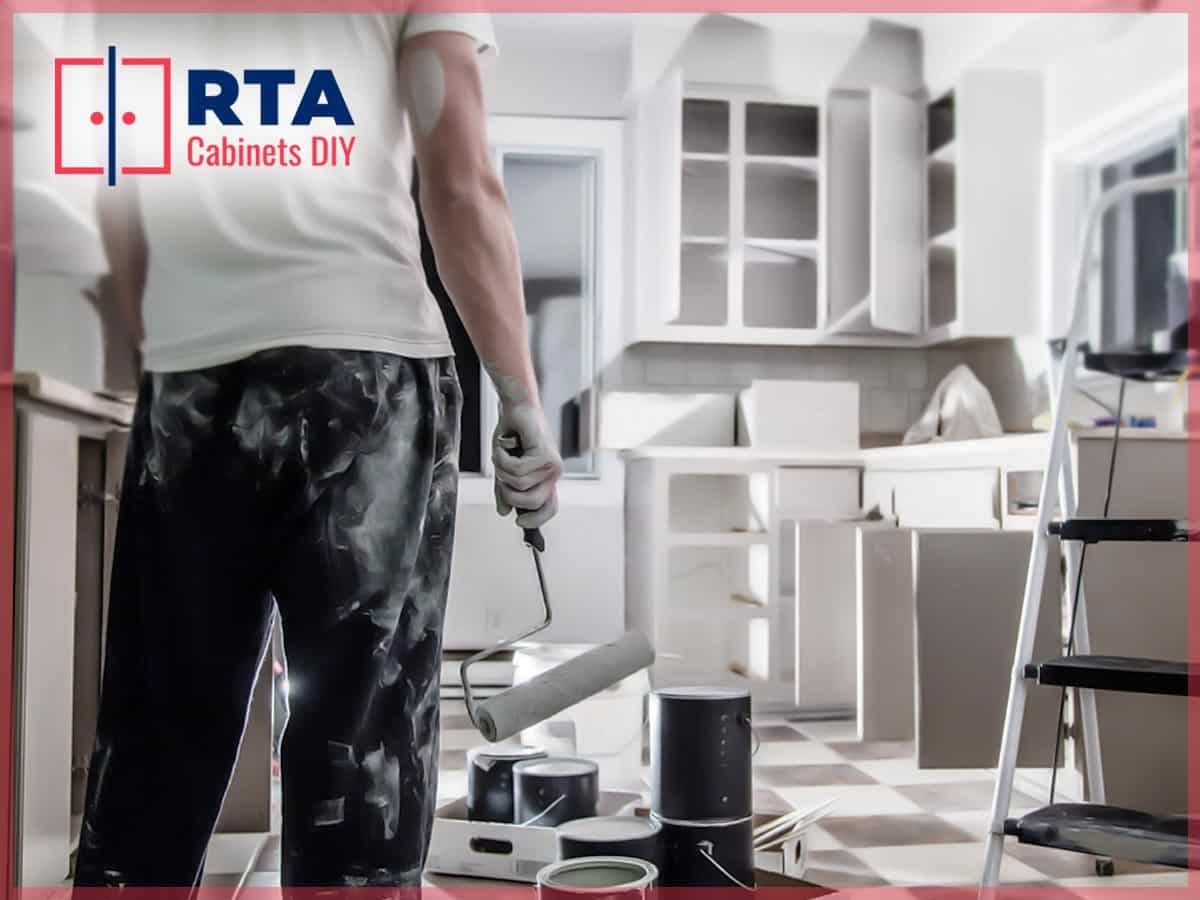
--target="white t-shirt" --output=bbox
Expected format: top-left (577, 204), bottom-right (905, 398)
top-left (93, 12), bottom-right (495, 372)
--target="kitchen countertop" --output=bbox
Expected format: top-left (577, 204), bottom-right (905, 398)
top-left (624, 428), bottom-right (1188, 471)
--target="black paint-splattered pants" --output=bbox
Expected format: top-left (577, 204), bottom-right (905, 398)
top-left (73, 348), bottom-right (461, 888)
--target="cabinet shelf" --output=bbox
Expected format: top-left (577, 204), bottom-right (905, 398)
top-left (929, 228), bottom-right (958, 255)
top-left (928, 140), bottom-right (957, 167)
top-left (825, 296), bottom-right (872, 335)
top-left (744, 238), bottom-right (819, 259)
top-left (681, 235), bottom-right (727, 246)
top-left (745, 155), bottom-right (820, 175)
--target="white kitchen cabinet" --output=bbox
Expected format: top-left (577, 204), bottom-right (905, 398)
top-left (624, 449), bottom-right (860, 711)
top-left (628, 66), bottom-right (827, 346)
top-left (923, 70), bottom-right (1044, 342)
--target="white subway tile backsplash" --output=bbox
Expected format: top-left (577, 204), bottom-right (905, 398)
top-left (644, 352), bottom-right (687, 385)
top-left (862, 388), bottom-right (912, 434)
top-left (890, 351), bottom-right (928, 390)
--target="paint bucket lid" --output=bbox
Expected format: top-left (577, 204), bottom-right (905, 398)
top-left (655, 685), bottom-right (750, 700)
top-left (649, 812), bottom-right (754, 828)
top-left (516, 757), bottom-right (599, 778)
top-left (468, 743), bottom-right (546, 763)
top-left (557, 816), bottom-right (662, 842)
top-left (537, 856), bottom-right (658, 891)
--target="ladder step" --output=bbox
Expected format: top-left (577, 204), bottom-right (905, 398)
top-left (1004, 804), bottom-right (1197, 869)
top-left (1024, 655), bottom-right (1192, 696)
top-left (1047, 518), bottom-right (1193, 543)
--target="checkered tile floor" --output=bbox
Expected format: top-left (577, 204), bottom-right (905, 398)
top-left (211, 702), bottom-right (1187, 890)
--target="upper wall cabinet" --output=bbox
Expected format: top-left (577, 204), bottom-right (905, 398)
top-left (923, 70), bottom-right (1044, 342)
top-left (626, 58), bottom-right (1045, 349)
top-left (627, 65), bottom-right (827, 346)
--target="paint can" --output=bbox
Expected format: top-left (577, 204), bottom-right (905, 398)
top-left (650, 686), bottom-right (753, 820)
top-left (652, 813), bottom-right (755, 890)
top-left (557, 816), bottom-right (662, 869)
top-left (536, 856), bottom-right (658, 900)
top-left (467, 743), bottom-right (548, 823)
top-left (514, 757), bottom-right (600, 827)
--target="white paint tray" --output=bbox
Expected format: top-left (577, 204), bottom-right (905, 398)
top-left (426, 790), bottom-right (642, 882)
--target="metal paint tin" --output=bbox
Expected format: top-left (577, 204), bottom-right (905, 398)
top-left (557, 815), bottom-right (662, 870)
top-left (650, 686), bottom-right (753, 820)
top-left (467, 743), bottom-right (548, 823)
top-left (652, 814), bottom-right (755, 890)
top-left (514, 757), bottom-right (600, 827)
top-left (536, 856), bottom-right (658, 900)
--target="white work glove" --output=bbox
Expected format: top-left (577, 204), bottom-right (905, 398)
top-left (492, 402), bottom-right (563, 530)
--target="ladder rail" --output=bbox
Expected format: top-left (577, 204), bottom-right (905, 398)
top-left (981, 170), bottom-right (1187, 888)
top-left (1052, 352), bottom-right (1106, 808)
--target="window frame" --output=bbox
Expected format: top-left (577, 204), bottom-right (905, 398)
top-left (1041, 79), bottom-right (1187, 352)
top-left (453, 115), bottom-right (626, 509)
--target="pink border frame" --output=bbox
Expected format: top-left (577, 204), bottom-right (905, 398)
top-left (2, 1), bottom-right (1196, 897)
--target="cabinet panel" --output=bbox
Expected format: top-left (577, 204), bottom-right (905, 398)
top-left (869, 88), bottom-right (925, 335)
top-left (914, 530), bottom-right (1062, 768)
top-left (775, 467), bottom-right (859, 519)
top-left (635, 66), bottom-right (684, 328)
top-left (885, 468), bottom-right (999, 529)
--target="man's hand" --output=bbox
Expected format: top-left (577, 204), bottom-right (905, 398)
top-left (492, 403), bottom-right (563, 530)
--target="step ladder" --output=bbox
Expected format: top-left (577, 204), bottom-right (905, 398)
top-left (981, 169), bottom-right (1197, 886)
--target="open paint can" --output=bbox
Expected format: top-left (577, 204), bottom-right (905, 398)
top-left (467, 743), bottom-right (547, 822)
top-left (514, 757), bottom-right (599, 827)
top-left (652, 813), bottom-right (755, 890)
top-left (557, 815), bottom-right (662, 869)
top-left (650, 686), bottom-right (753, 820)
top-left (537, 856), bottom-right (658, 900)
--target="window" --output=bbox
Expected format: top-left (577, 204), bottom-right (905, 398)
top-left (482, 151), bottom-right (599, 477)
top-left (1091, 117), bottom-right (1187, 352)
top-left (415, 139), bottom-right (604, 479)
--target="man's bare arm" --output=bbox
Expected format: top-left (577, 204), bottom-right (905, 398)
top-left (401, 31), bottom-right (562, 528)
top-left (96, 180), bottom-right (148, 345)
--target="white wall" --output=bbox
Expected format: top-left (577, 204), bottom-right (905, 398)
top-left (973, 11), bottom-right (1193, 432)
top-left (1045, 13), bottom-right (1187, 144)
top-left (483, 47), bottom-right (629, 119)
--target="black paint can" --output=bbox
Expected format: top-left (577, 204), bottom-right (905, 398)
top-left (650, 686), bottom-right (753, 820)
top-left (557, 816), bottom-right (663, 870)
top-left (652, 814), bottom-right (755, 890)
top-left (466, 744), bottom-right (547, 823)
top-left (514, 757), bottom-right (599, 827)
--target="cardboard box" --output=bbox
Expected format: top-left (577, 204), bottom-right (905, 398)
top-left (426, 791), bottom-right (641, 883)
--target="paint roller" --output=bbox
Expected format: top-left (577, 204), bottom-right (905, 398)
top-left (461, 440), bottom-right (655, 744)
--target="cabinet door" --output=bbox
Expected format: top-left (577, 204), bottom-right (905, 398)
top-left (868, 87), bottom-right (924, 334)
top-left (634, 65), bottom-right (683, 329)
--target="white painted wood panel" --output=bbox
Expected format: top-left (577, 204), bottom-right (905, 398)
top-left (869, 87), bottom-right (925, 334)
top-left (14, 411), bottom-right (78, 884)
top-left (886, 467), bottom-right (1000, 529)
top-left (857, 527), bottom-right (915, 741)
top-left (913, 530), bottom-right (1062, 768)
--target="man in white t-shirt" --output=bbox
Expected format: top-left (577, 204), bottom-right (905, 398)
top-left (74, 10), bottom-right (562, 888)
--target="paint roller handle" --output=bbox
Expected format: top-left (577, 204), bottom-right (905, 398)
top-left (498, 433), bottom-right (546, 553)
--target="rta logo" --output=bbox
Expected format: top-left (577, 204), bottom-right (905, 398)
top-left (54, 46), bottom-right (172, 185)
top-left (54, 46), bottom-right (356, 183)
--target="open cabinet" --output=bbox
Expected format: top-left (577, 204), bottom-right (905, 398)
top-left (923, 70), bottom-right (1043, 341)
